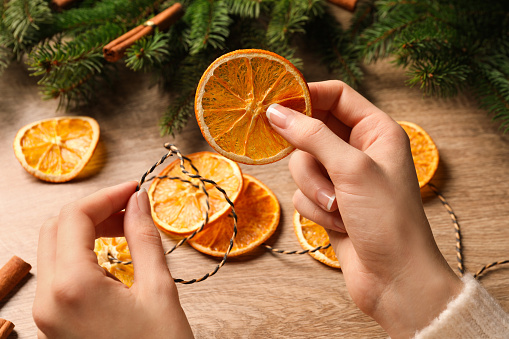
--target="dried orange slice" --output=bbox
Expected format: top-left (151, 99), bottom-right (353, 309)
top-left (94, 237), bottom-right (134, 287)
top-left (188, 174), bottom-right (280, 257)
top-left (195, 49), bottom-right (312, 165)
top-left (294, 210), bottom-right (340, 269)
top-left (13, 116), bottom-right (100, 182)
top-left (148, 152), bottom-right (243, 235)
top-left (398, 121), bottom-right (439, 188)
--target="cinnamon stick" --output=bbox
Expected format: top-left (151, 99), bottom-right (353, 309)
top-left (0, 318), bottom-right (14, 339)
top-left (103, 3), bottom-right (183, 62)
top-left (327, 0), bottom-right (358, 12)
top-left (0, 256), bottom-right (31, 302)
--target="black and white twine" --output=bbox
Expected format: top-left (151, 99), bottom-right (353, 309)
top-left (107, 144), bottom-right (508, 283)
top-left (108, 143), bottom-right (238, 284)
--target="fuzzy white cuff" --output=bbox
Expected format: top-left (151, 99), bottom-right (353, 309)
top-left (414, 274), bottom-right (509, 338)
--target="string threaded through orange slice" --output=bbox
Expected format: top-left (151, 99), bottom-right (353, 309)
top-left (13, 116), bottom-right (100, 182)
top-left (148, 151), bottom-right (243, 235)
top-left (398, 121), bottom-right (439, 188)
top-left (195, 49), bottom-right (312, 165)
top-left (294, 211), bottom-right (340, 269)
top-left (94, 237), bottom-right (134, 287)
top-left (188, 174), bottom-right (280, 257)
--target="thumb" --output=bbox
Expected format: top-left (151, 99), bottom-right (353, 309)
top-left (124, 188), bottom-right (172, 288)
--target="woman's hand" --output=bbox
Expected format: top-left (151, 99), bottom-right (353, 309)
top-left (266, 80), bottom-right (462, 338)
top-left (33, 181), bottom-right (193, 339)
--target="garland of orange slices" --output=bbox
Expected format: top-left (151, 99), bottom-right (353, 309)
top-left (13, 49), bottom-right (508, 286)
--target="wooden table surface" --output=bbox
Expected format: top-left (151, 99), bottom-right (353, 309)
top-left (2, 38), bottom-right (509, 338)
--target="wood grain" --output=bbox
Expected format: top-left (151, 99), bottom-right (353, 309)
top-left (1, 28), bottom-right (509, 339)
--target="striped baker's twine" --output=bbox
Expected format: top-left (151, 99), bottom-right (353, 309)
top-left (263, 243), bottom-right (332, 255)
top-left (428, 183), bottom-right (509, 280)
top-left (428, 183), bottom-right (464, 276)
top-left (108, 144), bottom-right (238, 284)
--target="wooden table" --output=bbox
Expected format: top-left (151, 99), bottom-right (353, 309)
top-left (1, 44), bottom-right (509, 339)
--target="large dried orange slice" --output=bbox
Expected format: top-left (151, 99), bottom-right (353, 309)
top-left (94, 237), bottom-right (134, 287)
top-left (294, 210), bottom-right (340, 269)
top-left (398, 121), bottom-right (439, 188)
top-left (195, 49), bottom-right (312, 165)
top-left (13, 116), bottom-right (100, 182)
top-left (148, 152), bottom-right (243, 235)
top-left (188, 174), bottom-right (280, 257)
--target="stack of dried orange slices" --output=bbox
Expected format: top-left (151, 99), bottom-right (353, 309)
top-left (147, 151), bottom-right (280, 258)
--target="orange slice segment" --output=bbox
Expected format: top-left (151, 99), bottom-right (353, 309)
top-left (398, 121), bottom-right (439, 188)
top-left (148, 151), bottom-right (243, 235)
top-left (188, 174), bottom-right (280, 257)
top-left (94, 237), bottom-right (134, 287)
top-left (293, 210), bottom-right (340, 269)
top-left (195, 49), bottom-right (312, 165)
top-left (13, 116), bottom-right (100, 182)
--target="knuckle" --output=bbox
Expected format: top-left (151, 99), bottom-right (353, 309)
top-left (51, 277), bottom-right (85, 307)
top-left (59, 202), bottom-right (79, 219)
top-left (135, 225), bottom-right (162, 247)
top-left (298, 119), bottom-right (328, 142)
top-left (40, 217), bottom-right (58, 236)
top-left (33, 301), bottom-right (56, 335)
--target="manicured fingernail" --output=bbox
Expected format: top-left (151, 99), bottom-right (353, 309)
top-left (266, 103), bottom-right (293, 129)
top-left (316, 189), bottom-right (336, 212)
top-left (137, 188), bottom-right (151, 214)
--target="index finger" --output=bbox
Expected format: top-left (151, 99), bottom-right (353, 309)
top-left (308, 80), bottom-right (391, 128)
top-left (55, 181), bottom-right (138, 268)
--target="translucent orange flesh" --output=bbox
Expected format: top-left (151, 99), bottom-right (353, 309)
top-left (94, 237), bottom-right (134, 287)
top-left (189, 175), bottom-right (279, 256)
top-left (202, 56), bottom-right (307, 161)
top-left (399, 123), bottom-right (439, 187)
top-left (300, 216), bottom-right (338, 263)
top-left (150, 153), bottom-right (242, 234)
top-left (20, 119), bottom-right (94, 175)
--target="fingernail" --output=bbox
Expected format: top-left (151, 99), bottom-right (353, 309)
top-left (137, 188), bottom-right (151, 214)
top-left (316, 189), bottom-right (336, 212)
top-left (266, 103), bottom-right (293, 129)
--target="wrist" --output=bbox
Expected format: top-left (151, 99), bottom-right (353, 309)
top-left (373, 253), bottom-right (463, 338)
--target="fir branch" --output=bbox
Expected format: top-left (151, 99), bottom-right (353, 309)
top-left (473, 52), bottom-right (509, 130)
top-left (266, 0), bottom-right (308, 45)
top-left (184, 0), bottom-right (233, 55)
top-left (28, 22), bottom-right (124, 108)
top-left (160, 89), bottom-right (195, 136)
top-left (161, 51), bottom-right (215, 135)
top-left (0, 0), bottom-right (53, 57)
top-left (225, 0), bottom-right (262, 18)
top-left (0, 46), bottom-right (10, 74)
top-left (306, 8), bottom-right (363, 88)
top-left (125, 30), bottom-right (171, 72)
top-left (405, 59), bottom-right (470, 98)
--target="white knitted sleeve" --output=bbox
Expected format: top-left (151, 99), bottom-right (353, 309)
top-left (414, 274), bottom-right (509, 338)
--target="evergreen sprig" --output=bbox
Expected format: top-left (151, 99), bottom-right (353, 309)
top-left (0, 0), bottom-right (53, 58)
top-left (125, 29), bottom-right (171, 72)
top-left (184, 0), bottom-right (232, 55)
top-left (359, 0), bottom-right (509, 125)
top-left (4, 0), bottom-right (507, 135)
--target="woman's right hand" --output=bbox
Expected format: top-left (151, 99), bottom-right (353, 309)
top-left (266, 80), bottom-right (463, 338)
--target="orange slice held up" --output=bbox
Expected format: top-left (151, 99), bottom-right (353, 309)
top-left (188, 174), bottom-right (280, 257)
top-left (195, 49), bottom-right (312, 165)
top-left (294, 211), bottom-right (340, 269)
top-left (148, 151), bottom-right (243, 235)
top-left (397, 121), bottom-right (439, 188)
top-left (13, 116), bottom-right (100, 182)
